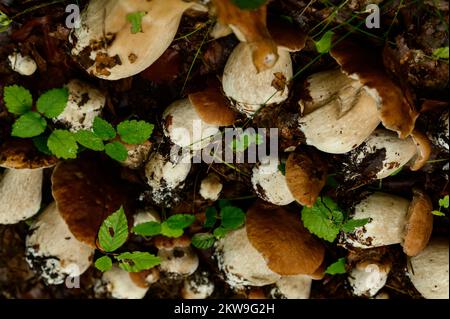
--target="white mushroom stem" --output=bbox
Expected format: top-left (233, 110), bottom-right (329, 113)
top-left (342, 192), bottom-right (410, 249)
top-left (25, 203), bottom-right (94, 285)
top-left (181, 271), bottom-right (215, 299)
top-left (215, 227), bottom-right (280, 289)
top-left (158, 246), bottom-right (199, 278)
top-left (55, 79), bottom-right (106, 132)
top-left (270, 275), bottom-right (312, 299)
top-left (348, 261), bottom-right (391, 297)
top-left (8, 52), bottom-right (37, 76)
top-left (222, 43), bottom-right (292, 116)
top-left (408, 239), bottom-right (449, 299)
top-left (0, 169), bottom-right (43, 224)
top-left (102, 266), bottom-right (149, 299)
top-left (199, 173), bottom-right (223, 201)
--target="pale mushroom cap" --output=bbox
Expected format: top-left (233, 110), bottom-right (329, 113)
top-left (26, 203), bottom-right (94, 285)
top-left (102, 265), bottom-right (148, 299)
top-left (132, 208), bottom-right (161, 227)
top-left (342, 192), bottom-right (410, 248)
top-left (163, 99), bottom-right (220, 150)
top-left (55, 79), bottom-right (105, 132)
top-left (181, 271), bottom-right (215, 299)
top-left (0, 169), bottom-right (43, 224)
top-left (408, 239), bottom-right (449, 299)
top-left (215, 227), bottom-right (281, 289)
top-left (251, 157), bottom-right (295, 206)
top-left (270, 275), bottom-right (312, 299)
top-left (348, 261), bottom-right (391, 297)
top-left (8, 52), bottom-right (37, 76)
top-left (158, 246), bottom-right (199, 277)
top-left (199, 173), bottom-right (223, 201)
top-left (222, 43), bottom-right (292, 116)
top-left (298, 89), bottom-right (380, 154)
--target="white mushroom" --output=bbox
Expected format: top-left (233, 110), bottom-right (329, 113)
top-left (181, 271), bottom-right (215, 299)
top-left (270, 275), bottom-right (312, 299)
top-left (55, 79), bottom-right (106, 132)
top-left (348, 260), bottom-right (391, 297)
top-left (25, 203), bottom-right (94, 285)
top-left (101, 265), bottom-right (149, 299)
top-left (199, 173), bottom-right (223, 201)
top-left (8, 52), bottom-right (37, 76)
top-left (132, 207), bottom-right (161, 227)
top-left (158, 246), bottom-right (199, 278)
top-left (408, 239), bottom-right (449, 299)
top-left (121, 141), bottom-right (152, 170)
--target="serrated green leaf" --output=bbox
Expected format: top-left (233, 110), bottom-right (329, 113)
top-left (165, 214), bottom-right (195, 229)
top-left (98, 206), bottom-right (129, 252)
top-left (315, 30), bottom-right (334, 54)
top-left (11, 112), bottom-right (47, 138)
top-left (132, 221), bottom-right (162, 236)
top-left (93, 117), bottom-right (116, 140)
top-left (213, 226), bottom-right (228, 239)
top-left (47, 130), bottom-right (78, 159)
top-left (95, 256), bottom-right (113, 272)
top-left (204, 207), bottom-right (218, 228)
top-left (192, 233), bottom-right (216, 249)
top-left (342, 218), bottom-right (370, 233)
top-left (126, 11), bottom-right (147, 34)
top-left (432, 210), bottom-right (446, 216)
top-left (117, 120), bottom-right (154, 145)
top-left (105, 141), bottom-right (128, 162)
top-left (116, 252), bottom-right (160, 272)
top-left (3, 85), bottom-right (33, 115)
top-left (439, 195), bottom-right (449, 209)
top-left (231, 0), bottom-right (267, 10)
top-left (74, 130), bottom-right (105, 151)
top-left (325, 258), bottom-right (347, 275)
top-left (160, 222), bottom-right (184, 238)
top-left (33, 135), bottom-right (52, 155)
top-left (433, 46), bottom-right (449, 59)
top-left (221, 206), bottom-right (245, 230)
top-left (36, 88), bottom-right (68, 118)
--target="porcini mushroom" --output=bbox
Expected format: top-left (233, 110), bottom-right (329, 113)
top-left (8, 52), bottom-right (37, 76)
top-left (348, 260), bottom-right (392, 297)
top-left (199, 173), bottom-right (223, 201)
top-left (270, 275), bottom-right (312, 299)
top-left (0, 139), bottom-right (57, 225)
top-left (70, 0), bottom-right (206, 80)
top-left (121, 140), bottom-right (152, 170)
top-left (181, 270), bottom-right (215, 299)
top-left (155, 236), bottom-right (199, 278)
top-left (101, 265), bottom-right (149, 299)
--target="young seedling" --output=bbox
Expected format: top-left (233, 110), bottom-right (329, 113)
top-left (432, 195), bottom-right (449, 217)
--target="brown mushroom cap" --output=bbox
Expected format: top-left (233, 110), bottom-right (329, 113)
top-left (188, 83), bottom-right (237, 126)
top-left (330, 39), bottom-right (418, 139)
top-left (246, 202), bottom-right (325, 276)
top-left (267, 17), bottom-right (307, 52)
top-left (409, 130), bottom-right (432, 171)
top-left (129, 268), bottom-right (160, 288)
top-left (51, 156), bottom-right (133, 247)
top-left (0, 139), bottom-right (57, 169)
top-left (402, 188), bottom-right (433, 257)
top-left (285, 149), bottom-right (328, 207)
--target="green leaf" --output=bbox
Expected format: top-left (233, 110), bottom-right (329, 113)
top-left (439, 195), bottom-right (449, 209)
top-left (325, 258), bottom-right (347, 275)
top-left (218, 199), bottom-right (232, 209)
top-left (0, 11), bottom-right (12, 32)
top-left (165, 214), bottom-right (195, 229)
top-left (213, 226), bottom-right (228, 239)
top-left (160, 222), bottom-right (184, 238)
top-left (432, 46), bottom-right (449, 59)
top-left (116, 252), bottom-right (161, 272)
top-left (117, 120), bottom-right (154, 145)
top-left (132, 221), bottom-right (162, 236)
top-left (47, 130), bottom-right (78, 159)
top-left (342, 218), bottom-right (370, 233)
top-left (221, 206), bottom-right (245, 230)
top-left (74, 130), bottom-right (105, 151)
top-left (36, 88), bottom-right (68, 118)
top-left (278, 163), bottom-right (286, 176)
top-left (231, 0), bottom-right (268, 10)
top-left (126, 11), bottom-right (147, 34)
top-left (389, 166), bottom-right (403, 176)
top-left (11, 112), bottom-right (47, 138)
top-left (204, 207), bottom-right (218, 228)
top-left (192, 233), bottom-right (216, 249)
top-left (98, 206), bottom-right (129, 253)
top-left (231, 132), bottom-right (263, 152)
top-left (432, 210), bottom-right (446, 217)
top-left (301, 196), bottom-right (344, 242)
top-left (33, 135), bottom-right (52, 155)
top-left (93, 117), bottom-right (116, 140)
top-left (105, 141), bottom-right (128, 162)
top-left (95, 256), bottom-right (113, 272)
top-left (3, 85), bottom-right (33, 115)
top-left (315, 30), bottom-right (334, 54)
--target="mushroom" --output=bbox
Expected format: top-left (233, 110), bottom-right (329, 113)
top-left (215, 202), bottom-right (325, 292)
top-left (133, 207), bottom-right (161, 227)
top-left (101, 265), bottom-right (149, 299)
top-left (269, 275), bottom-right (312, 299)
top-left (70, 0), bottom-right (206, 80)
top-left (121, 140), bottom-right (152, 170)
top-left (341, 190), bottom-right (433, 256)
top-left (407, 238), bottom-right (449, 299)
top-left (181, 270), bottom-right (215, 299)
top-left (54, 79), bottom-right (106, 132)
top-left (0, 139), bottom-right (57, 225)
top-left (25, 202), bottom-right (95, 285)
top-left (155, 236), bottom-right (199, 278)
top-left (199, 173), bottom-right (223, 201)
top-left (163, 84), bottom-right (236, 150)
top-left (409, 130), bottom-right (432, 171)
top-left (348, 260), bottom-right (392, 297)
top-left (8, 52), bottom-right (37, 76)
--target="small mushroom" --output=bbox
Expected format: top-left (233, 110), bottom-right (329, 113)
top-left (407, 238), bottom-right (449, 299)
top-left (25, 202), bottom-right (95, 285)
top-left (101, 265), bottom-right (149, 299)
top-left (181, 270), bottom-right (215, 299)
top-left (348, 260), bottom-right (392, 297)
top-left (199, 173), bottom-right (223, 201)
top-left (270, 275), bottom-right (312, 299)
top-left (54, 79), bottom-right (106, 132)
top-left (121, 140), bottom-right (152, 170)
top-left (155, 236), bottom-right (199, 278)
top-left (8, 52), bottom-right (37, 76)
top-left (70, 0), bottom-right (206, 80)
top-left (0, 139), bottom-right (57, 224)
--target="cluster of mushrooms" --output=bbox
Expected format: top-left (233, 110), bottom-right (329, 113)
top-left (1, 0), bottom-right (448, 299)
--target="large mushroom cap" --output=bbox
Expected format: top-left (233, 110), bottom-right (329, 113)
top-left (246, 202), bottom-right (325, 276)
top-left (51, 156), bottom-right (133, 247)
